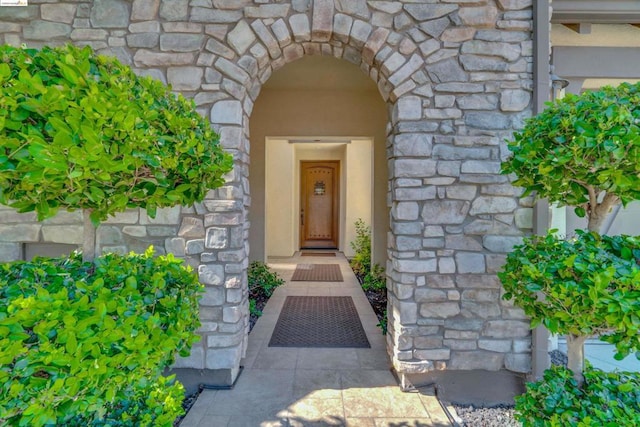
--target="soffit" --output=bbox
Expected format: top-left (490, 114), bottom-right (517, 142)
top-left (552, 0), bottom-right (640, 24)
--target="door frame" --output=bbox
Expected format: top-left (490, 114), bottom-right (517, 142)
top-left (299, 160), bottom-right (340, 249)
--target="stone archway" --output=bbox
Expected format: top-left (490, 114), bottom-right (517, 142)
top-left (182, 1), bottom-right (535, 385)
top-left (0, 0), bottom-right (536, 387)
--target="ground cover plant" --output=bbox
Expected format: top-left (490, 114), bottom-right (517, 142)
top-left (0, 249), bottom-right (202, 426)
top-left (248, 261), bottom-right (284, 330)
top-left (501, 82), bottom-right (640, 425)
top-left (0, 44), bottom-right (232, 425)
top-left (349, 219), bottom-right (387, 334)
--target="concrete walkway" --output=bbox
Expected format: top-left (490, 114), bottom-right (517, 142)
top-left (180, 252), bottom-right (452, 427)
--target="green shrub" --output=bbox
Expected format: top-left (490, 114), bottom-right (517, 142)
top-left (515, 365), bottom-right (640, 426)
top-left (0, 44), bottom-right (232, 224)
top-left (349, 219), bottom-right (372, 281)
top-left (248, 261), bottom-right (284, 298)
top-left (499, 231), bottom-right (640, 362)
top-left (362, 263), bottom-right (386, 292)
top-left (0, 248), bottom-right (203, 426)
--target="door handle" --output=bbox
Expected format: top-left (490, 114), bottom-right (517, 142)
top-left (301, 208), bottom-right (304, 226)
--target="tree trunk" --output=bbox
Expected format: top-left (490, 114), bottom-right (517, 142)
top-left (83, 209), bottom-right (96, 262)
top-left (566, 334), bottom-right (587, 386)
top-left (587, 212), bottom-right (605, 233)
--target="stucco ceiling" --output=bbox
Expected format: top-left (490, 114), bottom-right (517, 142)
top-left (263, 56), bottom-right (378, 92)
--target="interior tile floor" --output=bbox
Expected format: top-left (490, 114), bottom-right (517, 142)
top-left (180, 252), bottom-right (453, 427)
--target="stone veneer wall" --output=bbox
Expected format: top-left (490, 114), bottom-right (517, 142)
top-left (0, 0), bottom-right (535, 383)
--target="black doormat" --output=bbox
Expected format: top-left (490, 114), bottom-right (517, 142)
top-left (301, 252), bottom-right (336, 257)
top-left (291, 264), bottom-right (343, 281)
top-left (269, 296), bottom-right (370, 348)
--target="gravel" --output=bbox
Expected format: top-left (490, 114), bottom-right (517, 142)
top-left (454, 405), bottom-right (520, 427)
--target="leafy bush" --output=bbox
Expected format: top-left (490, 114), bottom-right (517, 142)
top-left (248, 261), bottom-right (284, 299)
top-left (0, 248), bottom-right (202, 426)
top-left (247, 261), bottom-right (284, 321)
top-left (502, 82), bottom-right (640, 232)
top-left (362, 263), bottom-right (386, 292)
top-left (499, 231), bottom-right (640, 368)
top-left (515, 365), bottom-right (640, 426)
top-left (349, 219), bottom-right (372, 282)
top-left (0, 44), bottom-right (232, 224)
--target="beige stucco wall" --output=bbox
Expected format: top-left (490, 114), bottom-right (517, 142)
top-left (249, 61), bottom-right (387, 264)
top-left (264, 139), bottom-right (372, 258)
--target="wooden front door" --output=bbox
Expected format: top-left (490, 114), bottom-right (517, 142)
top-left (300, 161), bottom-right (339, 249)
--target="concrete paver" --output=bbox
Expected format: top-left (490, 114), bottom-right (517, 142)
top-left (180, 252), bottom-right (452, 427)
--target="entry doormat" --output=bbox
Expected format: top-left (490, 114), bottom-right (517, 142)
top-left (301, 252), bottom-right (336, 257)
top-left (269, 296), bottom-right (370, 348)
top-left (291, 264), bottom-right (343, 281)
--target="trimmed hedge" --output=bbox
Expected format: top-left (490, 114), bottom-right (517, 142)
top-left (0, 248), bottom-right (203, 426)
top-left (516, 365), bottom-right (640, 426)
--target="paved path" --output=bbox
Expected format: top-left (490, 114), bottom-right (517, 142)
top-left (181, 253), bottom-right (452, 427)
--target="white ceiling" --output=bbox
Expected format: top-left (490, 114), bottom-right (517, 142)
top-left (263, 56), bottom-right (378, 91)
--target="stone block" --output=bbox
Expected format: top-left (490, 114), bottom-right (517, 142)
top-left (505, 353), bottom-right (531, 373)
top-left (205, 345), bottom-right (242, 370)
top-left (420, 302), bottom-right (460, 319)
top-left (461, 40), bottom-right (521, 62)
top-left (414, 348), bottom-right (451, 360)
top-left (290, 14), bottom-right (311, 42)
top-left (501, 89), bottom-right (531, 112)
top-left (167, 66), bottom-right (203, 91)
top-left (482, 320), bottom-right (530, 338)
top-left (332, 13), bottom-right (353, 44)
top-left (470, 197), bottom-right (518, 215)
top-left (394, 160), bottom-right (437, 178)
top-left (478, 339), bottom-right (512, 353)
top-left (211, 100), bottom-right (243, 125)
top-left (160, 0), bottom-right (189, 21)
top-left (42, 226), bottom-right (84, 245)
top-left (122, 226), bottom-right (146, 237)
top-left (0, 243), bottom-right (21, 262)
top-left (404, 4), bottom-right (457, 21)
top-left (428, 58), bottom-right (466, 83)
top-left (445, 317), bottom-right (484, 332)
top-left (456, 275), bottom-right (501, 289)
top-left (165, 237), bottom-right (186, 256)
top-left (446, 186), bottom-right (476, 201)
top-left (350, 20), bottom-right (372, 47)
top-left (462, 301), bottom-right (501, 319)
top-left (312, 0), bottom-right (334, 42)
top-left (160, 34), bottom-right (204, 52)
top-left (445, 330), bottom-right (478, 340)
top-left (465, 112), bottom-right (511, 130)
top-left (134, 50), bottom-right (196, 67)
top-left (415, 289), bottom-right (447, 303)
top-left (172, 345), bottom-right (204, 369)
top-left (141, 206), bottom-right (181, 225)
top-left (421, 201), bottom-right (470, 225)
top-left (202, 286), bottom-right (229, 310)
top-left (132, 0), bottom-right (160, 21)
top-left (445, 235), bottom-right (483, 251)
top-left (0, 5), bottom-right (37, 21)
top-left (335, 0), bottom-right (369, 18)
top-left (127, 33), bottom-right (159, 48)
top-left (90, 0), bottom-right (130, 28)
top-left (450, 351), bottom-right (504, 370)
top-left (483, 235), bottom-right (523, 253)
top-left (179, 217), bottom-right (206, 238)
top-left (0, 224), bottom-right (38, 243)
top-left (458, 5), bottom-right (498, 27)
top-left (455, 252), bottom-right (485, 274)
top-left (41, 4), bottom-right (77, 24)
top-left (223, 306), bottom-right (242, 323)
top-left (389, 54), bottom-right (423, 87)
top-left (444, 339), bottom-right (478, 351)
top-left (394, 96), bottom-right (422, 121)
top-left (394, 259), bottom-right (437, 274)
top-left (439, 257), bottom-right (456, 274)
top-left (205, 227), bottom-right (228, 249)
top-left (496, 0), bottom-right (532, 11)
top-left (24, 21), bottom-right (72, 40)
top-left (393, 133), bottom-right (432, 157)
top-left (227, 20), bottom-right (256, 55)
top-left (198, 264), bottom-right (225, 286)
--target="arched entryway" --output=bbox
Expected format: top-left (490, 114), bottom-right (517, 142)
top-left (248, 56), bottom-right (388, 265)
